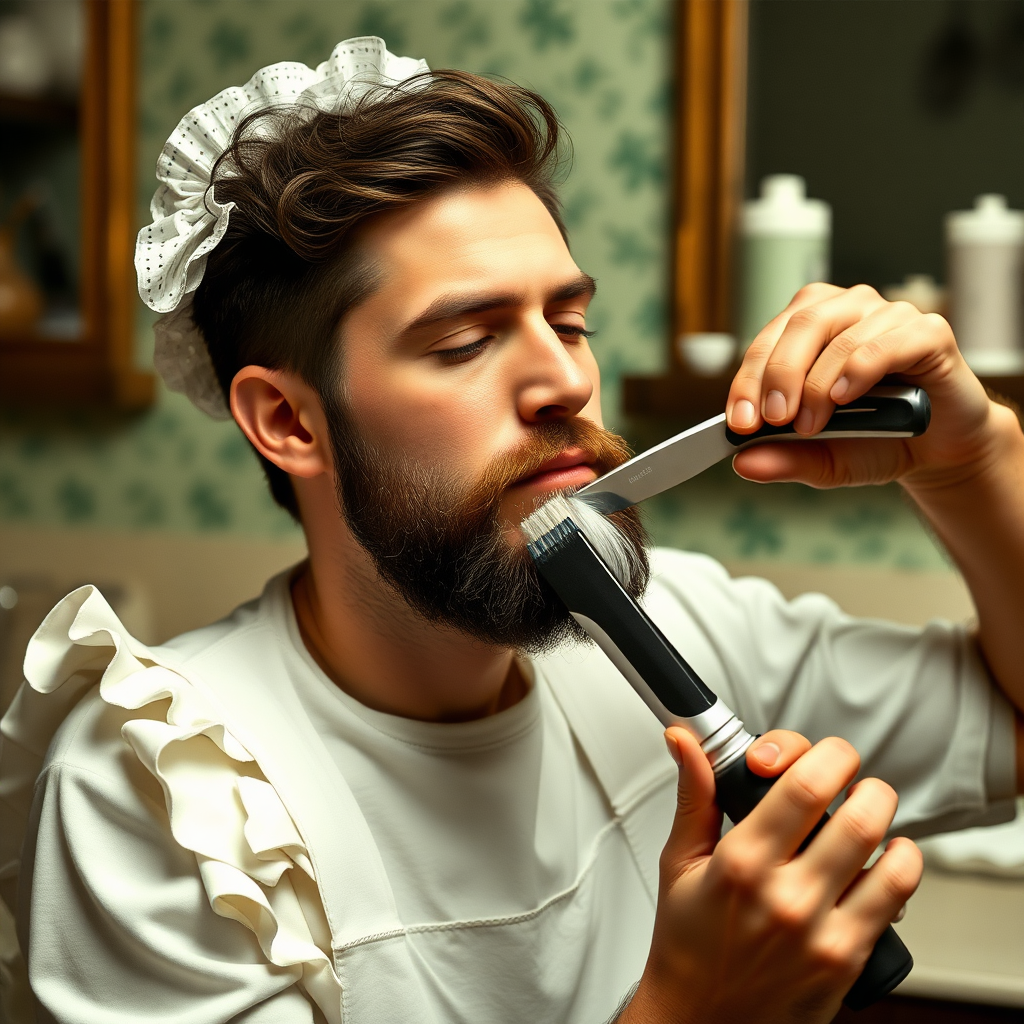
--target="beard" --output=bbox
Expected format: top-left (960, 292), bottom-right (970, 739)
top-left (324, 398), bottom-right (650, 652)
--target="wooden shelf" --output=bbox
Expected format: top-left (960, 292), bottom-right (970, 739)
top-left (0, 91), bottom-right (77, 126)
top-left (0, 337), bottom-right (153, 409)
top-left (624, 368), bottom-right (735, 427)
top-left (624, 370), bottom-right (1024, 426)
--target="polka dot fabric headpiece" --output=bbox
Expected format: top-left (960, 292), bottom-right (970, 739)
top-left (135, 36), bottom-right (429, 419)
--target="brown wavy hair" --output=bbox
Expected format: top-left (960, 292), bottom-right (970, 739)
top-left (190, 70), bottom-right (569, 519)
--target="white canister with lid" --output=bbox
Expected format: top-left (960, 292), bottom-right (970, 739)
top-left (738, 175), bottom-right (831, 348)
top-left (946, 194), bottom-right (1024, 374)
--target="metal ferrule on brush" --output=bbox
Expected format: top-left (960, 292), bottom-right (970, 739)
top-left (527, 517), bottom-right (754, 775)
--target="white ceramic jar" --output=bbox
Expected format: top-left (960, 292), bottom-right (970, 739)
top-left (738, 175), bottom-right (831, 348)
top-left (946, 194), bottom-right (1024, 375)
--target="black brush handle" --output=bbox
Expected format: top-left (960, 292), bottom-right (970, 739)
top-left (715, 757), bottom-right (914, 1010)
top-left (725, 385), bottom-right (931, 447)
top-left (531, 529), bottom-right (913, 1009)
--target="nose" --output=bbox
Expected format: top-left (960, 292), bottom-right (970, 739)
top-left (515, 321), bottom-right (595, 424)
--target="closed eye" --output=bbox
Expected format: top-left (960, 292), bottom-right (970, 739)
top-left (435, 337), bottom-right (493, 364)
top-left (436, 325), bottom-right (595, 365)
top-left (552, 325), bottom-right (596, 340)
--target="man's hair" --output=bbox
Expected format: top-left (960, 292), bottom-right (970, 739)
top-left (191, 70), bottom-right (568, 519)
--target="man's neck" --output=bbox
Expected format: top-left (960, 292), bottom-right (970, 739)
top-left (290, 530), bottom-right (528, 723)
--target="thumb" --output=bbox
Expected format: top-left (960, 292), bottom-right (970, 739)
top-left (661, 727), bottom-right (723, 876)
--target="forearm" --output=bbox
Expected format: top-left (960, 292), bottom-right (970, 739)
top-left (902, 401), bottom-right (1024, 712)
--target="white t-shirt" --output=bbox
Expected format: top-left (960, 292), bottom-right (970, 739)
top-left (293, 661), bottom-right (614, 928)
top-left (1, 549), bottom-right (1016, 1024)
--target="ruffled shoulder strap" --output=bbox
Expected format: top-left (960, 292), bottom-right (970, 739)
top-left (0, 585), bottom-right (432, 1023)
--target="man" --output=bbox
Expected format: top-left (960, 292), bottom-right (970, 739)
top-left (2, 40), bottom-right (1022, 1024)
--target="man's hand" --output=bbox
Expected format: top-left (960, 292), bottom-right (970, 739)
top-left (619, 728), bottom-right (922, 1024)
top-left (724, 282), bottom-right (1014, 492)
top-left (722, 283), bottom-right (1024, 762)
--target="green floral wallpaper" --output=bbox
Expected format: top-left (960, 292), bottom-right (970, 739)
top-left (0, 0), bottom-right (949, 570)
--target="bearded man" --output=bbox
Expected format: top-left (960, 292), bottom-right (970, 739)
top-left (2, 39), bottom-right (1023, 1024)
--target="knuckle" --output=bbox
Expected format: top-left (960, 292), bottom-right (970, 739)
top-left (809, 935), bottom-right (863, 979)
top-left (763, 355), bottom-right (802, 379)
top-left (922, 311), bottom-right (955, 342)
top-left (820, 736), bottom-right (861, 774)
top-left (890, 299), bottom-right (919, 320)
top-left (732, 364), bottom-right (764, 388)
top-left (877, 843), bottom-right (924, 901)
top-left (846, 337), bottom-right (885, 366)
top-left (851, 283), bottom-right (881, 303)
top-left (794, 282), bottom-right (832, 303)
top-left (784, 766), bottom-right (831, 813)
top-left (801, 376), bottom-right (833, 402)
top-left (767, 888), bottom-right (816, 933)
top-left (786, 308), bottom-right (823, 334)
top-left (840, 802), bottom-right (888, 850)
top-left (827, 329), bottom-right (860, 355)
top-left (713, 844), bottom-right (762, 892)
top-left (745, 332), bottom-right (779, 358)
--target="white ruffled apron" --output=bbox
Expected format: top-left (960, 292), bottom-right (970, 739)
top-left (0, 586), bottom-right (673, 1023)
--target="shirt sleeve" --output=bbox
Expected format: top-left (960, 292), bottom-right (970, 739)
top-left (644, 549), bottom-right (1018, 838)
top-left (18, 692), bottom-right (314, 1024)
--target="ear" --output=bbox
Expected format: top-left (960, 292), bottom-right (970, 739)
top-left (230, 366), bottom-right (331, 479)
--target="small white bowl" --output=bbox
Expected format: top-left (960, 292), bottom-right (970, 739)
top-left (678, 332), bottom-right (737, 377)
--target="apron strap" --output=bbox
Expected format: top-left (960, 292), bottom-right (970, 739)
top-left (536, 645), bottom-right (675, 903)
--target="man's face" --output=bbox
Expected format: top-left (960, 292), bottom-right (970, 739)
top-left (339, 181), bottom-right (606, 537)
top-left (323, 181), bottom-right (648, 649)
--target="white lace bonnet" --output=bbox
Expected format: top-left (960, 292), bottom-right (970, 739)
top-left (135, 37), bottom-right (429, 419)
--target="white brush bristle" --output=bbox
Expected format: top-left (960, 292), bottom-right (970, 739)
top-left (520, 493), bottom-right (639, 588)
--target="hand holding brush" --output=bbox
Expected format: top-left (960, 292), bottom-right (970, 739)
top-left (619, 725), bottom-right (921, 1024)
top-left (521, 495), bottom-right (921, 1018)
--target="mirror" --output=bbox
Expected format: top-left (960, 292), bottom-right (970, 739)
top-left (0, 0), bottom-right (152, 408)
top-left (627, 0), bottom-right (1024, 424)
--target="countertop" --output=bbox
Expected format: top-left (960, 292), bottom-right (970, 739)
top-left (893, 869), bottom-right (1024, 1007)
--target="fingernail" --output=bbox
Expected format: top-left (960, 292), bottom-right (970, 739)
top-left (764, 390), bottom-right (788, 422)
top-left (830, 376), bottom-right (850, 401)
top-left (794, 407), bottom-right (814, 434)
top-left (751, 741), bottom-right (781, 768)
top-left (664, 733), bottom-right (683, 767)
top-left (891, 904), bottom-right (907, 923)
top-left (731, 399), bottom-right (756, 429)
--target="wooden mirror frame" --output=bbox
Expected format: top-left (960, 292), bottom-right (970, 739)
top-left (0, 0), bottom-right (153, 409)
top-left (624, 0), bottom-right (748, 426)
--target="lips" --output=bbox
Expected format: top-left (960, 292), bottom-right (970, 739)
top-left (513, 448), bottom-right (598, 491)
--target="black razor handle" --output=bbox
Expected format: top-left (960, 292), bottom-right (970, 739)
top-left (715, 757), bottom-right (914, 1011)
top-left (725, 385), bottom-right (931, 447)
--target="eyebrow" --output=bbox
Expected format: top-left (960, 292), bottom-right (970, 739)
top-left (400, 273), bottom-right (597, 335)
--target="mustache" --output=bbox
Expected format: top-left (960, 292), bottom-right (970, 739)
top-left (464, 418), bottom-right (633, 520)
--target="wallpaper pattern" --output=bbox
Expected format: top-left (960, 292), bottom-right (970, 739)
top-left (0, 0), bottom-right (948, 570)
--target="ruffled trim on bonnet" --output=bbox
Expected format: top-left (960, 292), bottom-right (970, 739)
top-left (1, 587), bottom-right (345, 1023)
top-left (135, 36), bottom-right (429, 418)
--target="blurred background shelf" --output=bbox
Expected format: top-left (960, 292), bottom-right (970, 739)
top-left (0, 91), bottom-right (77, 126)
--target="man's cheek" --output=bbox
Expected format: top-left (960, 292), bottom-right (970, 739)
top-left (496, 491), bottom-right (536, 535)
